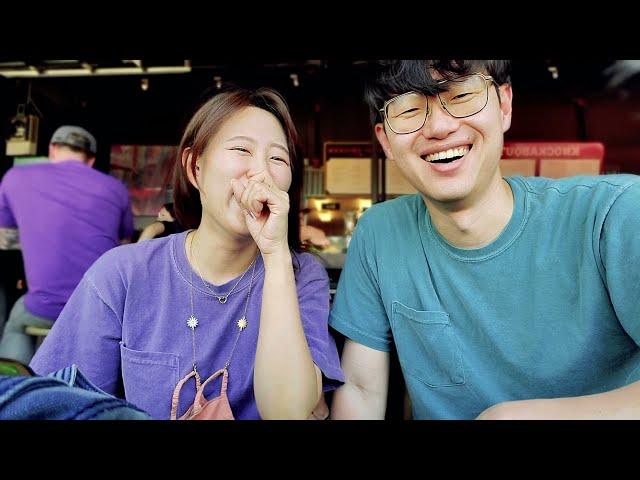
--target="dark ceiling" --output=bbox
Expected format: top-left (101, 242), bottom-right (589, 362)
top-left (2, 59), bottom-right (639, 174)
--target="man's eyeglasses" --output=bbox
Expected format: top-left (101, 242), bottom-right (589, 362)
top-left (379, 73), bottom-right (497, 135)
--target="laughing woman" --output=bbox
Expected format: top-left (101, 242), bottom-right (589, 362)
top-left (30, 87), bottom-right (344, 419)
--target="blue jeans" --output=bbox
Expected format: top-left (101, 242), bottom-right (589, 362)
top-left (0, 364), bottom-right (151, 420)
top-left (0, 295), bottom-right (54, 365)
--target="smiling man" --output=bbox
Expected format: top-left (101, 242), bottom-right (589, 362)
top-left (329, 60), bottom-right (640, 420)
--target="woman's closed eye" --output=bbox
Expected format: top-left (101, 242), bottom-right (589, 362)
top-left (229, 146), bottom-right (251, 154)
top-left (270, 156), bottom-right (289, 165)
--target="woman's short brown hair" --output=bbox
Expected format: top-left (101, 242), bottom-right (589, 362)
top-left (173, 86), bottom-right (302, 251)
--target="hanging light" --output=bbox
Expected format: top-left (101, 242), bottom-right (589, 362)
top-left (548, 65), bottom-right (559, 80)
top-left (290, 73), bottom-right (299, 87)
top-left (214, 76), bottom-right (222, 89)
top-left (140, 78), bottom-right (149, 91)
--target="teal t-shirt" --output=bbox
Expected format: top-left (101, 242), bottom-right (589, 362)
top-left (329, 175), bottom-right (640, 419)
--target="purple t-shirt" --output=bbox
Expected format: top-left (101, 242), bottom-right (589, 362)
top-left (30, 231), bottom-right (345, 419)
top-left (0, 160), bottom-right (133, 319)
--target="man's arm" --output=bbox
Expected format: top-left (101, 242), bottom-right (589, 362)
top-left (0, 228), bottom-right (20, 250)
top-left (477, 380), bottom-right (640, 419)
top-left (330, 339), bottom-right (390, 420)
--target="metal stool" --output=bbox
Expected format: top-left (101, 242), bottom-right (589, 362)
top-left (25, 325), bottom-right (51, 349)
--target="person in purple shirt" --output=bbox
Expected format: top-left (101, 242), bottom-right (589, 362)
top-left (30, 87), bottom-right (345, 420)
top-left (0, 125), bottom-right (134, 365)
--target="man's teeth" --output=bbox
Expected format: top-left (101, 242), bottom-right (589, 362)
top-left (424, 146), bottom-right (470, 162)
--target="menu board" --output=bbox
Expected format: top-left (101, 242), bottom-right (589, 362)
top-left (325, 157), bottom-right (371, 194)
top-left (324, 142), bottom-right (373, 195)
top-left (385, 159), bottom-right (416, 194)
top-left (323, 141), bottom-right (416, 196)
top-left (501, 142), bottom-right (604, 178)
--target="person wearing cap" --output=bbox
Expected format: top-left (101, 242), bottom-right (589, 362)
top-left (0, 125), bottom-right (134, 365)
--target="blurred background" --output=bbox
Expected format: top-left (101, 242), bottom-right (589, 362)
top-left (3, 58), bottom-right (640, 417)
top-left (4, 59), bottom-right (639, 268)
top-left (3, 60), bottom-right (640, 198)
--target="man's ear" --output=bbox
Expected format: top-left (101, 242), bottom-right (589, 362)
top-left (182, 147), bottom-right (200, 190)
top-left (86, 156), bottom-right (96, 168)
top-left (498, 84), bottom-right (513, 133)
top-left (375, 123), bottom-right (395, 161)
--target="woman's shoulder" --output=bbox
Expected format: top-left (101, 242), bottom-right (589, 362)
top-left (90, 233), bottom-right (181, 279)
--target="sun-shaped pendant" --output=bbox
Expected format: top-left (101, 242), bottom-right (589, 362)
top-left (187, 315), bottom-right (199, 330)
top-left (237, 316), bottom-right (248, 331)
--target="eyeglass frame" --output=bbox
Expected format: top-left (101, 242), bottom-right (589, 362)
top-left (378, 73), bottom-right (499, 135)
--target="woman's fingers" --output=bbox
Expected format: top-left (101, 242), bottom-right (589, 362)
top-left (230, 178), bottom-right (246, 200)
top-left (231, 178), bottom-right (255, 218)
top-left (233, 174), bottom-right (286, 219)
top-left (238, 180), bottom-right (267, 217)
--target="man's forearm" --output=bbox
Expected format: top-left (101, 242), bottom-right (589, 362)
top-left (477, 379), bottom-right (640, 420)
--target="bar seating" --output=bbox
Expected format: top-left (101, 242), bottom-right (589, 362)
top-left (24, 325), bottom-right (51, 350)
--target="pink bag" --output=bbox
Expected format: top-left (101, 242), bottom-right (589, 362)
top-left (171, 367), bottom-right (234, 420)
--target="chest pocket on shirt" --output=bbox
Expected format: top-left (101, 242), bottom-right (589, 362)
top-left (120, 343), bottom-right (179, 419)
top-left (391, 301), bottom-right (465, 387)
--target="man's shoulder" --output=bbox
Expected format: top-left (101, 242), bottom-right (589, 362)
top-left (73, 168), bottom-right (130, 206)
top-left (517, 174), bottom-right (640, 196)
top-left (2, 162), bottom-right (48, 181)
top-left (84, 167), bottom-right (128, 190)
top-left (347, 195), bottom-right (423, 256)
top-left (513, 175), bottom-right (640, 225)
top-left (359, 194), bottom-right (421, 227)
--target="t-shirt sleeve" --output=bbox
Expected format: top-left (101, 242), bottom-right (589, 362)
top-left (329, 212), bottom-right (392, 352)
top-left (599, 181), bottom-right (640, 347)
top-left (30, 265), bottom-right (124, 395)
top-left (0, 174), bottom-right (17, 228)
top-left (295, 253), bottom-right (345, 391)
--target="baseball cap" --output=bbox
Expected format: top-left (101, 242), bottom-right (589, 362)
top-left (50, 125), bottom-right (97, 156)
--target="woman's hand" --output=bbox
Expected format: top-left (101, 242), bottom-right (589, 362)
top-left (231, 171), bottom-right (289, 256)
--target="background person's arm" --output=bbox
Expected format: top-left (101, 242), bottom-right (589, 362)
top-left (331, 339), bottom-right (389, 419)
top-left (138, 221), bottom-right (165, 241)
top-left (0, 180), bottom-right (19, 250)
top-left (0, 228), bottom-right (20, 250)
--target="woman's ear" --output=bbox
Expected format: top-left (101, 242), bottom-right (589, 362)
top-left (182, 147), bottom-right (200, 190)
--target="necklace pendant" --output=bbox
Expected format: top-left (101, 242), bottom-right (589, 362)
top-left (187, 315), bottom-right (199, 330)
top-left (237, 316), bottom-right (248, 331)
top-left (217, 295), bottom-right (228, 304)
